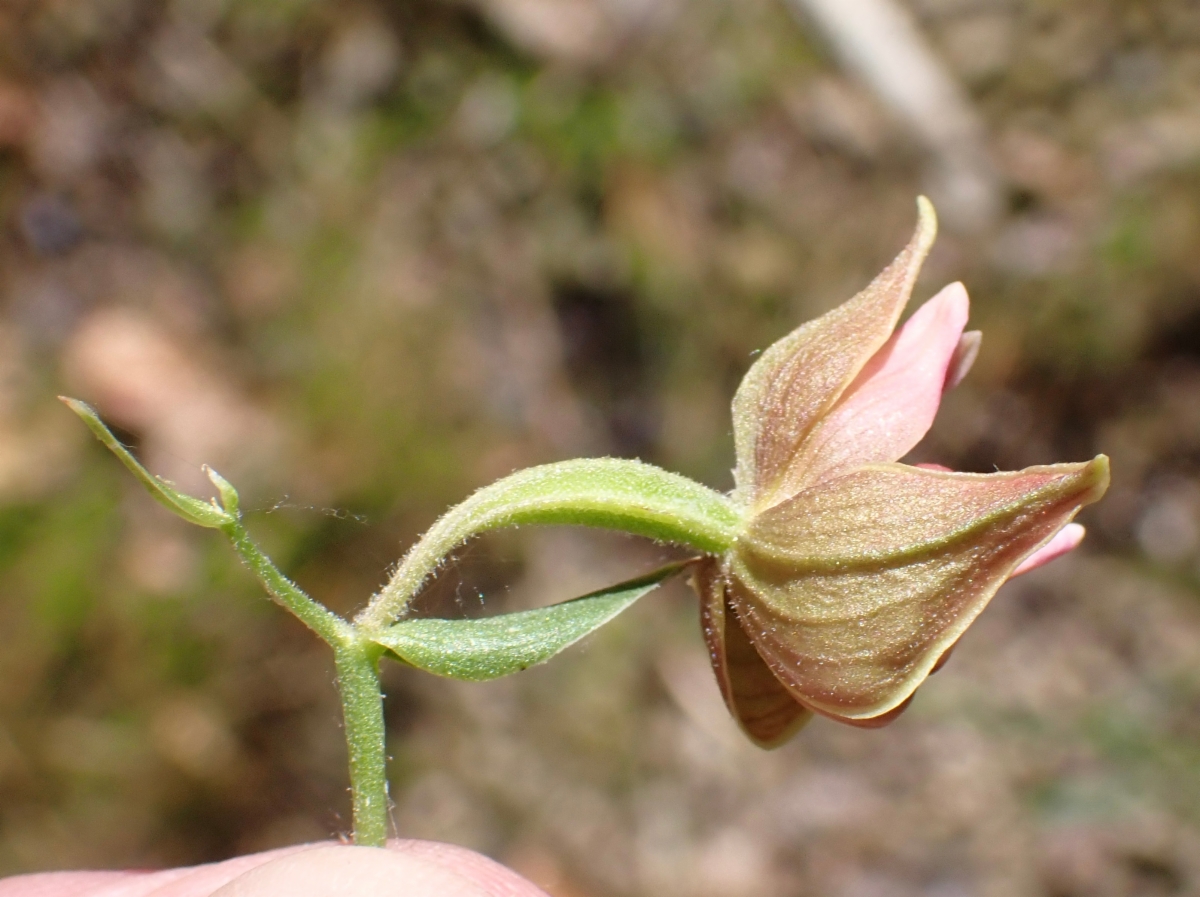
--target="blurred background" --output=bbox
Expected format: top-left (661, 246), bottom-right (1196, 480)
top-left (1, 0), bottom-right (1199, 894)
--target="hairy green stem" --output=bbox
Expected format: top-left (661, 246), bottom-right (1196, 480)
top-left (67, 399), bottom-right (730, 846)
top-left (357, 458), bottom-right (739, 631)
top-left (222, 519), bottom-right (389, 844)
top-left (334, 642), bottom-right (390, 847)
top-left (221, 518), bottom-right (349, 646)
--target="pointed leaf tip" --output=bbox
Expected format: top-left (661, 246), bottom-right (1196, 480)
top-left (1090, 453), bottom-right (1111, 491)
top-left (915, 195), bottom-right (938, 253)
top-left (63, 396), bottom-right (232, 529)
top-left (372, 562), bottom-right (687, 681)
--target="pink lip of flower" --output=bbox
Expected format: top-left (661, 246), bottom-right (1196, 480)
top-left (694, 197), bottom-right (1110, 748)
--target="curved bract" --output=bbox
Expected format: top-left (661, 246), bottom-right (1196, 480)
top-left (374, 562), bottom-right (688, 681)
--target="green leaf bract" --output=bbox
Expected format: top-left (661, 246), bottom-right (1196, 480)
top-left (372, 562), bottom-right (687, 681)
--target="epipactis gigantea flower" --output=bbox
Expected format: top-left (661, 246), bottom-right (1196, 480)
top-left (695, 198), bottom-right (1109, 748)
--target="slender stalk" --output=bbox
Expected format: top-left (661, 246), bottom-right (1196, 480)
top-left (357, 458), bottom-right (740, 631)
top-left (334, 642), bottom-right (390, 847)
top-left (221, 518), bottom-right (350, 646)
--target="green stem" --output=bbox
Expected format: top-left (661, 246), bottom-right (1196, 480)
top-left (221, 518), bottom-right (349, 646)
top-left (70, 397), bottom-right (725, 843)
top-left (221, 518), bottom-right (390, 844)
top-left (356, 458), bottom-right (740, 632)
top-left (334, 641), bottom-right (390, 847)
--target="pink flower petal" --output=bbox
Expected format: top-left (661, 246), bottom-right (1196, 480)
top-left (1010, 523), bottom-right (1085, 577)
top-left (780, 281), bottom-right (970, 493)
top-left (945, 330), bottom-right (981, 390)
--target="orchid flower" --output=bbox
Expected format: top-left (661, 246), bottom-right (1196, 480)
top-left (63, 197), bottom-right (1110, 845)
top-left (694, 197), bottom-right (1109, 747)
